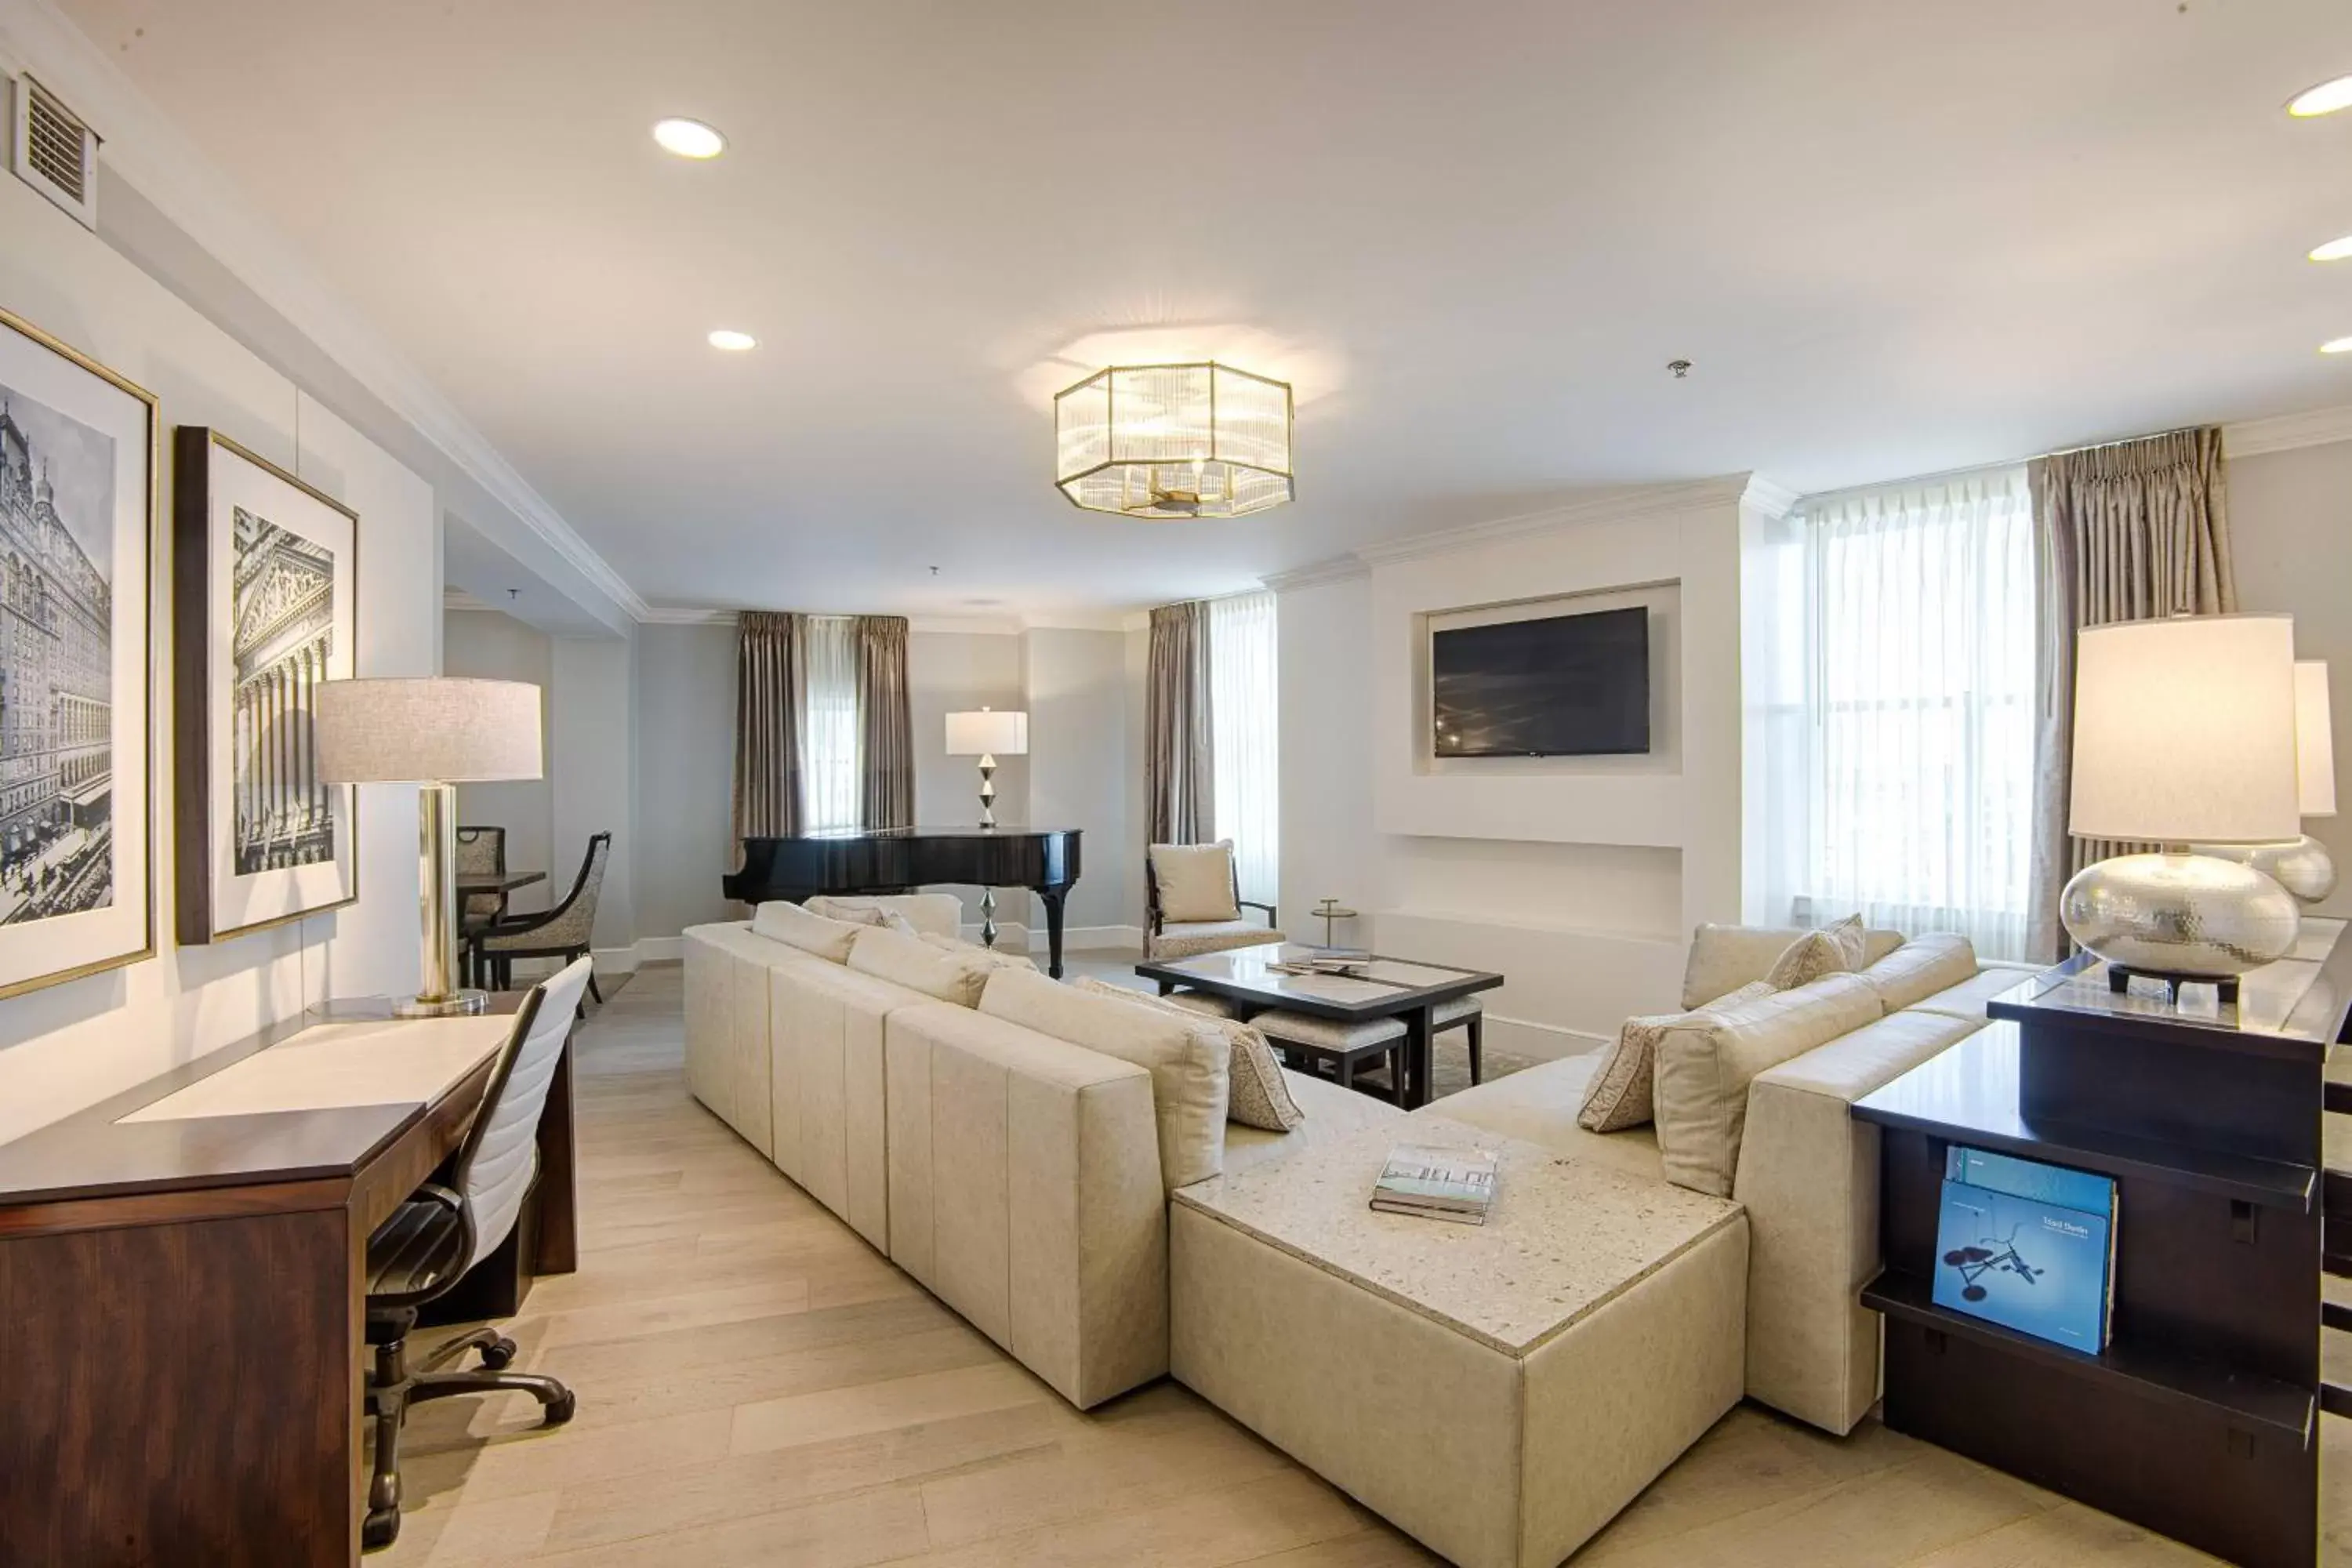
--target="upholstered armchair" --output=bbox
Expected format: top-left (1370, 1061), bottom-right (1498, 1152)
top-left (1143, 840), bottom-right (1284, 961)
top-left (471, 833), bottom-right (610, 1003)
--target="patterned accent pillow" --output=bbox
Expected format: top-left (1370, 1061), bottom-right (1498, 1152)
top-left (1069, 977), bottom-right (1305, 1133)
top-left (1578, 981), bottom-right (1775, 1134)
top-left (1764, 915), bottom-right (1867, 989)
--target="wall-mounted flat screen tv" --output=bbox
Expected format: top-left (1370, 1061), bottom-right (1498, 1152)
top-left (1432, 606), bottom-right (1650, 757)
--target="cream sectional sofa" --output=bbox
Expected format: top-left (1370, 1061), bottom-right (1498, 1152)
top-left (681, 899), bottom-right (1402, 1408)
top-left (1425, 923), bottom-right (2028, 1434)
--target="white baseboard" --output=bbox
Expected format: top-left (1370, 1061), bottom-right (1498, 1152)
top-left (592, 935), bottom-right (681, 974)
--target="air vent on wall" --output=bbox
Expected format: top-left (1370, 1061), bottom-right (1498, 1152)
top-left (9, 73), bottom-right (99, 230)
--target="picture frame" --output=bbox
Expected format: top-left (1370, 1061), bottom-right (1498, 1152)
top-left (0, 306), bottom-right (158, 999)
top-left (172, 427), bottom-right (359, 944)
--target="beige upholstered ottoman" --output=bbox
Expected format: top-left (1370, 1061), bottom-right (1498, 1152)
top-left (1171, 1116), bottom-right (1747, 1568)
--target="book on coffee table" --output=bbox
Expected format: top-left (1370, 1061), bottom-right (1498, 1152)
top-left (1370, 1143), bottom-right (1497, 1225)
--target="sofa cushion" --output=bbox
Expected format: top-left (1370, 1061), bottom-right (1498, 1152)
top-left (751, 899), bottom-right (863, 963)
top-left (1069, 978), bottom-right (1304, 1134)
top-left (1579, 980), bottom-right (1775, 1134)
top-left (979, 968), bottom-right (1230, 1189)
top-left (1653, 973), bottom-right (1885, 1197)
top-left (917, 931), bottom-right (1039, 972)
top-left (846, 925), bottom-right (994, 1006)
top-left (1681, 923), bottom-right (1903, 1010)
top-left (806, 892), bottom-right (964, 938)
top-left (1904, 964), bottom-right (2028, 1021)
top-left (1859, 933), bottom-right (1979, 1012)
top-left (1421, 1054), bottom-right (1664, 1187)
top-left (1151, 840), bottom-right (1242, 923)
top-left (1220, 1069), bottom-right (1406, 1178)
top-left (806, 897), bottom-right (920, 938)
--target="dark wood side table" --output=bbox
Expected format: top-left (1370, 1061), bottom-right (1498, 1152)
top-left (1852, 920), bottom-right (2352, 1568)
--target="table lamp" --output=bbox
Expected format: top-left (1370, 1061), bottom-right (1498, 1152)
top-left (2194, 660), bottom-right (2336, 902)
top-left (945, 708), bottom-right (1028, 829)
top-left (2061, 615), bottom-right (2302, 1001)
top-left (316, 677), bottom-right (543, 1017)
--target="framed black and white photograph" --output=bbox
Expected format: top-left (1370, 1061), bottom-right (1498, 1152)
top-left (0, 307), bottom-right (157, 998)
top-left (173, 426), bottom-right (358, 943)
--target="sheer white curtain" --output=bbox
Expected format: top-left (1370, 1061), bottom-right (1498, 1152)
top-left (1762, 467), bottom-right (2037, 960)
top-left (800, 616), bottom-right (862, 833)
top-left (1209, 591), bottom-right (1279, 910)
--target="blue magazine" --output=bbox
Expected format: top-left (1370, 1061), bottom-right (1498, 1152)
top-left (1934, 1148), bottom-right (2114, 1354)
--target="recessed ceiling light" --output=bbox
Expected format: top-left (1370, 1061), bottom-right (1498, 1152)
top-left (2312, 234), bottom-right (2352, 263)
top-left (2288, 76), bottom-right (2352, 118)
top-left (653, 118), bottom-right (727, 158)
top-left (2321, 336), bottom-right (2352, 355)
top-left (707, 328), bottom-right (757, 352)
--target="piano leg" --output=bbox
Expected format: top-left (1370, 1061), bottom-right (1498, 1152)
top-left (1040, 889), bottom-right (1069, 980)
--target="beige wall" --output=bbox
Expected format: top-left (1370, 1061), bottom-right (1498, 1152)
top-left (442, 608), bottom-right (555, 914)
top-left (0, 172), bottom-right (440, 1146)
top-left (633, 621), bottom-right (738, 942)
top-left (2228, 441), bottom-right (2352, 921)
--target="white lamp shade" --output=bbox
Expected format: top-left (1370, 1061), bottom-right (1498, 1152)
top-left (2298, 660), bottom-right (2336, 818)
top-left (2068, 615), bottom-right (2299, 843)
top-left (315, 677), bottom-right (543, 783)
top-left (945, 709), bottom-right (1028, 757)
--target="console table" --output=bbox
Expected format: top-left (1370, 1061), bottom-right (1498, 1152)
top-left (1853, 919), bottom-right (2350, 1568)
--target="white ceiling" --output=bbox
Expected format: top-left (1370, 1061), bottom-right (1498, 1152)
top-left (53, 0), bottom-right (2352, 616)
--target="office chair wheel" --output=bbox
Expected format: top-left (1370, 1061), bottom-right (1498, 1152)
top-left (479, 1335), bottom-right (517, 1370)
top-left (543, 1389), bottom-right (577, 1426)
top-left (362, 1505), bottom-right (401, 1550)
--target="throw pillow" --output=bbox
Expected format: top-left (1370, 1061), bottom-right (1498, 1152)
top-left (1577, 980), bottom-right (1774, 1134)
top-left (1763, 915), bottom-right (1866, 990)
top-left (1069, 978), bottom-right (1303, 1133)
top-left (978, 968), bottom-right (1229, 1189)
top-left (807, 895), bottom-right (891, 927)
top-left (1149, 840), bottom-right (1243, 923)
top-left (1858, 932), bottom-right (1978, 1011)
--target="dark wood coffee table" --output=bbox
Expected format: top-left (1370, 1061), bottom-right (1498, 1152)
top-left (1134, 942), bottom-right (1502, 1109)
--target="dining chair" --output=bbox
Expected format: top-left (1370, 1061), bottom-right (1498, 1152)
top-left (472, 833), bottom-right (611, 1004)
top-left (455, 826), bottom-right (508, 935)
top-left (361, 957), bottom-right (593, 1549)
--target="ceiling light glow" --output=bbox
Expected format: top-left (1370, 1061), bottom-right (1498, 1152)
top-left (708, 329), bottom-right (758, 351)
top-left (653, 118), bottom-right (727, 158)
top-left (2288, 76), bottom-right (2352, 118)
top-left (2321, 336), bottom-right (2352, 355)
top-left (2312, 234), bottom-right (2352, 263)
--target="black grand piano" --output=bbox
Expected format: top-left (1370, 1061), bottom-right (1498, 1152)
top-left (723, 826), bottom-right (1083, 978)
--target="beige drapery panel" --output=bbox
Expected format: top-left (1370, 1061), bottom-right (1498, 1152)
top-left (855, 615), bottom-right (914, 830)
top-left (731, 610), bottom-right (805, 866)
top-left (2025, 427), bottom-right (2236, 959)
top-left (1146, 601), bottom-right (1215, 844)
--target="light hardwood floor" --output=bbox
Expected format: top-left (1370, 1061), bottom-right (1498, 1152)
top-left (378, 964), bottom-right (2298, 1566)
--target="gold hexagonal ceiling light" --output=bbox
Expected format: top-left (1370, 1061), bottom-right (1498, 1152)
top-left (1053, 362), bottom-right (1294, 519)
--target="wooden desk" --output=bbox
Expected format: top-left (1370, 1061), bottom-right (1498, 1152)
top-left (0, 995), bottom-right (577, 1566)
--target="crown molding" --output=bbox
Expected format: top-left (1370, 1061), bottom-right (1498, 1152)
top-left (1739, 474), bottom-right (1802, 520)
top-left (639, 605), bottom-right (736, 626)
top-left (1261, 556), bottom-right (1370, 593)
top-left (2222, 404), bottom-right (2352, 460)
top-left (442, 587), bottom-right (495, 612)
top-left (1354, 474), bottom-right (1759, 568)
top-left (0, 1), bottom-right (650, 622)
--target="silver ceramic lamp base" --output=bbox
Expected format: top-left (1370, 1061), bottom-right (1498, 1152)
top-left (2059, 849), bottom-right (2299, 985)
top-left (2187, 834), bottom-right (2338, 906)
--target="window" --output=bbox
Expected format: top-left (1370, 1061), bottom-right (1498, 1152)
top-left (1758, 467), bottom-right (2037, 960)
top-left (800, 615), bottom-right (862, 834)
top-left (1209, 591), bottom-right (1279, 910)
